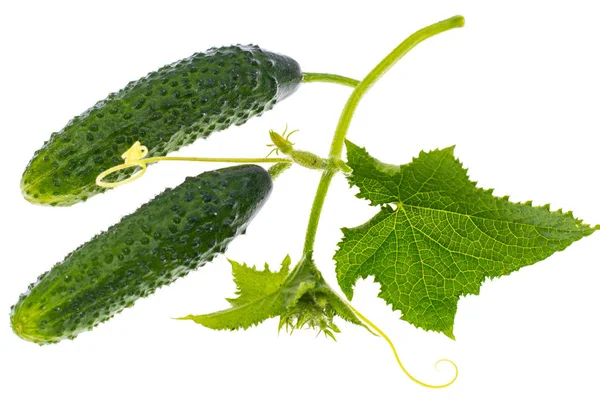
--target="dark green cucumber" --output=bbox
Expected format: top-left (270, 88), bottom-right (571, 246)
top-left (21, 45), bottom-right (301, 206)
top-left (11, 164), bottom-right (272, 344)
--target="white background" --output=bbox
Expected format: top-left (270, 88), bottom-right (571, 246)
top-left (1, 1), bottom-right (599, 399)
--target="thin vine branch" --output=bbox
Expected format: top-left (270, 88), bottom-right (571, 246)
top-left (302, 15), bottom-right (465, 255)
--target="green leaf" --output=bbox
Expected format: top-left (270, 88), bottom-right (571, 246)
top-left (178, 255), bottom-right (365, 337)
top-left (335, 141), bottom-right (598, 338)
top-left (177, 257), bottom-right (290, 330)
top-left (226, 256), bottom-right (291, 308)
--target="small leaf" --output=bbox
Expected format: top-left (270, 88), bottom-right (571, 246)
top-left (335, 141), bottom-right (598, 338)
top-left (177, 257), bottom-right (290, 330)
top-left (178, 255), bottom-right (365, 336)
top-left (226, 256), bottom-right (290, 307)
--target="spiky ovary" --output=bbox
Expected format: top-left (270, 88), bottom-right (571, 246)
top-left (12, 165), bottom-right (272, 344)
top-left (21, 45), bottom-right (300, 205)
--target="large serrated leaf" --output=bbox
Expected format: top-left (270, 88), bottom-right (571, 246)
top-left (335, 140), bottom-right (598, 338)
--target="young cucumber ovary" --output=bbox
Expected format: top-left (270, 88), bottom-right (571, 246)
top-left (21, 45), bottom-right (301, 206)
top-left (12, 164), bottom-right (273, 344)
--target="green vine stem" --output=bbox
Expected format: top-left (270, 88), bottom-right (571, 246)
top-left (302, 72), bottom-right (359, 88)
top-left (295, 16), bottom-right (465, 388)
top-left (302, 15), bottom-right (465, 255)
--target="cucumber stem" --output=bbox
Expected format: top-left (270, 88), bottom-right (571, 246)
top-left (267, 162), bottom-right (293, 180)
top-left (302, 72), bottom-right (360, 88)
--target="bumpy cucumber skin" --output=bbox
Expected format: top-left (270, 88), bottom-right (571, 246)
top-left (21, 45), bottom-right (301, 206)
top-left (11, 165), bottom-right (272, 345)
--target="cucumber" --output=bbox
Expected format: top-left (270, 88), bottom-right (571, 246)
top-left (11, 164), bottom-right (272, 344)
top-left (21, 45), bottom-right (301, 206)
